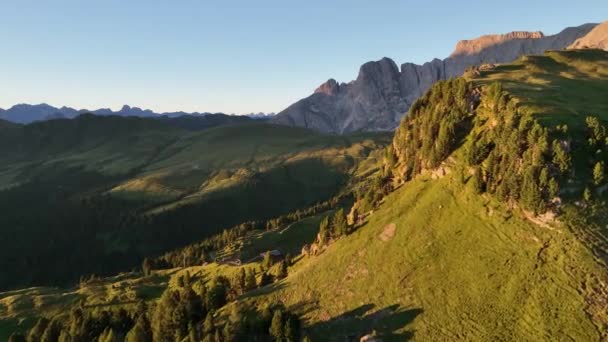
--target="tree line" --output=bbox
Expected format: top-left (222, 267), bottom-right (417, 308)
top-left (10, 268), bottom-right (303, 342)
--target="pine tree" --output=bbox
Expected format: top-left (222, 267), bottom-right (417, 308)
top-left (203, 312), bottom-right (215, 335)
top-left (552, 140), bottom-right (571, 174)
top-left (222, 321), bottom-right (234, 342)
top-left (206, 278), bottom-right (228, 311)
top-left (471, 167), bottom-right (484, 194)
top-left (57, 329), bottom-right (70, 342)
top-left (125, 314), bottom-right (152, 342)
top-left (548, 178), bottom-right (560, 199)
top-left (237, 268), bottom-right (246, 294)
top-left (284, 253), bottom-right (292, 267)
top-left (41, 318), bottom-right (62, 342)
top-left (188, 322), bottom-right (198, 342)
top-left (245, 269), bottom-right (257, 291)
top-left (142, 257), bottom-right (153, 276)
top-left (277, 260), bottom-right (288, 279)
top-left (28, 317), bottom-right (50, 342)
top-left (318, 217), bottom-right (330, 245)
top-left (262, 252), bottom-right (273, 271)
top-left (8, 333), bottom-right (26, 342)
top-left (184, 271), bottom-right (191, 287)
top-left (584, 187), bottom-right (592, 202)
top-left (99, 328), bottom-right (122, 342)
top-left (284, 316), bottom-right (300, 342)
top-left (593, 161), bottom-right (605, 185)
top-left (258, 272), bottom-right (272, 287)
top-left (331, 208), bottom-right (347, 237)
top-left (269, 310), bottom-right (284, 341)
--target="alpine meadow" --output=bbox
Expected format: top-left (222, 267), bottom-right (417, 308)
top-left (1, 3), bottom-right (608, 342)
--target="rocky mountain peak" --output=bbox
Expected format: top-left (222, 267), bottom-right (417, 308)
top-left (569, 21), bottom-right (608, 50)
top-left (314, 79), bottom-right (340, 96)
top-left (271, 22), bottom-right (600, 134)
top-left (451, 31), bottom-right (545, 57)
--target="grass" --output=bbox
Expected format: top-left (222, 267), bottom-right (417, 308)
top-left (4, 49), bottom-right (608, 341)
top-left (0, 208), bottom-right (332, 339)
top-left (2, 170), bottom-right (606, 341)
top-left (215, 210), bottom-right (334, 262)
top-left (243, 175), bottom-right (608, 340)
top-left (472, 49), bottom-right (608, 132)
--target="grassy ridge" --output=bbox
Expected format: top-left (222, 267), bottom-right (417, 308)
top-left (472, 49), bottom-right (608, 133)
top-left (246, 176), bottom-right (606, 340)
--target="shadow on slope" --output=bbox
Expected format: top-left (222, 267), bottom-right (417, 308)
top-left (307, 304), bottom-right (422, 341)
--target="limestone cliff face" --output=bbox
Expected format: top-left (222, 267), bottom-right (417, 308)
top-left (569, 21), bottom-right (608, 50)
top-left (272, 23), bottom-right (597, 134)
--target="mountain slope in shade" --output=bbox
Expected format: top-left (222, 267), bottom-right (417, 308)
top-left (569, 20), bottom-right (608, 50)
top-left (0, 103), bottom-right (273, 124)
top-left (272, 23), bottom-right (597, 133)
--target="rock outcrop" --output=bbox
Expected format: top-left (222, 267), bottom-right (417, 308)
top-left (569, 21), bottom-right (608, 50)
top-left (272, 23), bottom-right (598, 133)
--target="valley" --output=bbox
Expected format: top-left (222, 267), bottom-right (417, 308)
top-left (2, 14), bottom-right (608, 342)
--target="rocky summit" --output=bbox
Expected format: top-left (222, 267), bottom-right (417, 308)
top-left (569, 20), bottom-right (608, 50)
top-left (272, 23), bottom-right (598, 133)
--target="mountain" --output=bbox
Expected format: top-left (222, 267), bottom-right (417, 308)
top-left (569, 20), bottom-right (608, 50)
top-left (0, 114), bottom-right (390, 291)
top-left (0, 103), bottom-right (274, 124)
top-left (4, 49), bottom-right (608, 341)
top-left (272, 23), bottom-right (598, 133)
top-left (248, 49), bottom-right (608, 340)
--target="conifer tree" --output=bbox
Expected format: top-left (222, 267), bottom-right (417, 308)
top-left (245, 269), bottom-right (257, 291)
top-left (125, 314), bottom-right (152, 342)
top-left (331, 208), bottom-right (347, 237)
top-left (318, 217), bottom-right (330, 245)
top-left (269, 310), bottom-right (284, 341)
top-left (9, 333), bottom-right (26, 342)
top-left (593, 161), bottom-right (605, 185)
top-left (262, 252), bottom-right (273, 271)
top-left (203, 312), bottom-right (215, 335)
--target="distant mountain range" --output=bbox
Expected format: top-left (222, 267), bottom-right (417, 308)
top-left (0, 103), bottom-right (274, 124)
top-left (272, 21), bottom-right (607, 133)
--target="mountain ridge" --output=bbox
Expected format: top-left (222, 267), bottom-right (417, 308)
top-left (0, 103), bottom-right (275, 124)
top-left (272, 22), bottom-right (599, 133)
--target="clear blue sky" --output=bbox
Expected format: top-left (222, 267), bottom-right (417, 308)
top-left (0, 1), bottom-right (606, 114)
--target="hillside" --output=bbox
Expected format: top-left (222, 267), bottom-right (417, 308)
top-left (3, 49), bottom-right (608, 341)
top-left (0, 116), bottom-right (391, 291)
top-left (244, 49), bottom-right (608, 340)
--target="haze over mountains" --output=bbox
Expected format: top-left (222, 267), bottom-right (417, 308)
top-left (0, 103), bottom-right (274, 124)
top-left (4, 7), bottom-right (608, 339)
top-left (4, 21), bottom-right (606, 132)
top-left (272, 22), bottom-right (603, 133)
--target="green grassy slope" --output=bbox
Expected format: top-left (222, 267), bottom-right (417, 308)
top-left (0, 115), bottom-right (390, 290)
top-left (0, 209), bottom-right (329, 340)
top-left (236, 50), bottom-right (608, 340)
top-left (472, 49), bottom-right (608, 131)
top-left (4, 50), bottom-right (608, 341)
top-left (247, 176), bottom-right (607, 340)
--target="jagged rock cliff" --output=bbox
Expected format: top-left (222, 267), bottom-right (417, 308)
top-left (569, 21), bottom-right (608, 50)
top-left (272, 23), bottom-right (598, 133)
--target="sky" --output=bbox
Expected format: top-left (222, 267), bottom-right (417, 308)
top-left (0, 1), bottom-right (606, 114)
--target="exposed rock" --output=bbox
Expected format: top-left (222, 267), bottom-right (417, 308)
top-left (272, 23), bottom-right (597, 133)
top-left (360, 334), bottom-right (382, 342)
top-left (378, 223), bottom-right (396, 242)
top-left (569, 21), bottom-right (608, 50)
